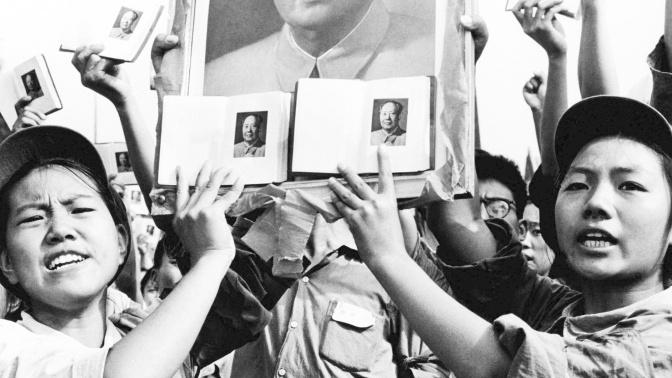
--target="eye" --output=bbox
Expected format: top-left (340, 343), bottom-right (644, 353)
top-left (618, 181), bottom-right (645, 191)
top-left (18, 215), bottom-right (44, 225)
top-left (564, 182), bottom-right (588, 191)
top-left (72, 207), bottom-right (95, 215)
top-left (531, 229), bottom-right (542, 237)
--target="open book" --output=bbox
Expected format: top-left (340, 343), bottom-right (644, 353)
top-left (13, 55), bottom-right (62, 115)
top-left (60, 1), bottom-right (163, 62)
top-left (158, 92), bottom-right (292, 186)
top-left (292, 76), bottom-right (435, 176)
top-left (157, 76), bottom-right (434, 188)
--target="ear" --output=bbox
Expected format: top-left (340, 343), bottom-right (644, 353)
top-left (518, 220), bottom-right (528, 242)
top-left (116, 224), bottom-right (130, 266)
top-left (0, 249), bottom-right (19, 285)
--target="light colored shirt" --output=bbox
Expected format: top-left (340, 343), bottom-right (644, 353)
top-left (233, 139), bottom-right (266, 158)
top-left (495, 287), bottom-right (672, 377)
top-left (370, 127), bottom-right (407, 146)
top-left (204, 0), bottom-right (434, 96)
top-left (109, 28), bottom-right (132, 40)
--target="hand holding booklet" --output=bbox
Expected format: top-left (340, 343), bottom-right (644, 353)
top-left (156, 76), bottom-right (435, 194)
top-left (60, 0), bottom-right (163, 62)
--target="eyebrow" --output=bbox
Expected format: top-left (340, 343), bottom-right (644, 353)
top-left (13, 193), bottom-right (97, 215)
top-left (565, 166), bottom-right (641, 176)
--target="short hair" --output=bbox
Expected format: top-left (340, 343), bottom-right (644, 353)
top-left (245, 114), bottom-right (264, 127)
top-left (380, 101), bottom-right (404, 116)
top-left (475, 149), bottom-right (527, 219)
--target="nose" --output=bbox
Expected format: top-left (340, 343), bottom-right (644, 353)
top-left (45, 212), bottom-right (77, 245)
top-left (582, 183), bottom-right (614, 221)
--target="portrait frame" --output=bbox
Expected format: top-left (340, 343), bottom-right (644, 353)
top-left (167, 0), bottom-right (476, 202)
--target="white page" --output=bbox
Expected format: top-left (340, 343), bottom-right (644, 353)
top-left (292, 79), bottom-right (366, 173)
top-left (60, 1), bottom-right (162, 61)
top-left (158, 93), bottom-right (289, 186)
top-left (360, 76), bottom-right (432, 173)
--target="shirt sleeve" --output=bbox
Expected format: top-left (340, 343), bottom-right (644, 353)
top-left (494, 314), bottom-right (660, 377)
top-left (0, 322), bottom-right (109, 378)
top-left (441, 218), bottom-right (581, 332)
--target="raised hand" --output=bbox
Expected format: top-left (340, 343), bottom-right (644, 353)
top-left (12, 96), bottom-right (46, 131)
top-left (172, 162), bottom-right (243, 269)
top-left (522, 71), bottom-right (547, 111)
top-left (328, 146), bottom-right (406, 263)
top-left (512, 0), bottom-right (567, 58)
top-left (460, 14), bottom-right (489, 63)
top-left (71, 44), bottom-right (130, 107)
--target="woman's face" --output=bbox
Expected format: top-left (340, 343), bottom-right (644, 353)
top-left (555, 137), bottom-right (672, 285)
top-left (1, 166), bottom-right (126, 310)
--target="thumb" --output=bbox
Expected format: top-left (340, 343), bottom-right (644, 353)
top-left (14, 96), bottom-right (32, 113)
top-left (151, 34), bottom-right (179, 73)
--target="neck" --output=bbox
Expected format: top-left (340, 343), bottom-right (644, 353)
top-left (289, 3), bottom-right (372, 57)
top-left (30, 289), bottom-right (108, 348)
top-left (244, 138), bottom-right (259, 147)
top-left (381, 126), bottom-right (398, 136)
top-left (580, 275), bottom-right (664, 314)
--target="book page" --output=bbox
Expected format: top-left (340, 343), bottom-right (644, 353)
top-left (158, 92), bottom-right (289, 186)
top-left (60, 1), bottom-right (162, 61)
top-left (359, 76), bottom-right (432, 174)
top-left (292, 79), bottom-right (366, 174)
top-left (13, 55), bottom-right (62, 115)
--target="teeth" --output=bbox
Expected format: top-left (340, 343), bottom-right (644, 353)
top-left (582, 240), bottom-right (612, 248)
top-left (47, 253), bottom-right (87, 271)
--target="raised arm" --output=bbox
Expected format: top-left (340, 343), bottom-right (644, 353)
top-left (104, 163), bottom-right (242, 378)
top-left (522, 71), bottom-right (547, 147)
top-left (513, 0), bottom-right (568, 176)
top-left (72, 45), bottom-right (155, 209)
top-left (578, 0), bottom-right (619, 97)
top-left (329, 147), bottom-right (511, 378)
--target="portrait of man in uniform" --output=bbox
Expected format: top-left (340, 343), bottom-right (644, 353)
top-left (233, 112), bottom-right (266, 158)
top-left (21, 70), bottom-right (43, 100)
top-left (370, 99), bottom-right (408, 146)
top-left (109, 7), bottom-right (142, 41)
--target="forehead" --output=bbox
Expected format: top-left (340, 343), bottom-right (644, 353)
top-left (569, 137), bottom-right (663, 177)
top-left (6, 166), bottom-right (101, 209)
top-left (523, 203), bottom-right (540, 222)
top-left (381, 103), bottom-right (397, 112)
top-left (479, 178), bottom-right (514, 201)
top-left (243, 116), bottom-right (258, 125)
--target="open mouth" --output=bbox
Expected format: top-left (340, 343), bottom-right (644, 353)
top-left (45, 252), bottom-right (90, 271)
top-left (577, 229), bottom-right (617, 249)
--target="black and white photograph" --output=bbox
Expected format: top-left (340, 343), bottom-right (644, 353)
top-left (201, 0), bottom-right (436, 96)
top-left (115, 151), bottom-right (132, 172)
top-left (108, 7), bottom-right (143, 41)
top-left (370, 98), bottom-right (408, 147)
top-left (146, 225), bottom-right (155, 235)
top-left (130, 189), bottom-right (141, 202)
top-left (233, 111), bottom-right (267, 158)
top-left (21, 70), bottom-right (43, 100)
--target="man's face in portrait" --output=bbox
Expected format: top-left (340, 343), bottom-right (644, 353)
top-left (273, 0), bottom-right (372, 31)
top-left (120, 11), bottom-right (137, 32)
top-left (242, 115), bottom-right (261, 143)
top-left (24, 75), bottom-right (35, 92)
top-left (379, 102), bottom-right (400, 132)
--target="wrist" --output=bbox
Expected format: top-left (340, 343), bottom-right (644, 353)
top-left (362, 245), bottom-right (408, 271)
top-left (190, 250), bottom-right (234, 277)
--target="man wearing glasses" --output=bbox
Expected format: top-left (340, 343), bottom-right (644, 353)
top-left (427, 149), bottom-right (528, 266)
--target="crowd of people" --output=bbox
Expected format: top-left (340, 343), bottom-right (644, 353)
top-left (1, 0), bottom-right (672, 376)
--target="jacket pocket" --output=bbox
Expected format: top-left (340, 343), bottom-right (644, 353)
top-left (319, 300), bottom-right (385, 372)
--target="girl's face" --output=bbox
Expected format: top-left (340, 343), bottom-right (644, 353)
top-left (0, 166), bottom-right (126, 310)
top-left (555, 137), bottom-right (672, 285)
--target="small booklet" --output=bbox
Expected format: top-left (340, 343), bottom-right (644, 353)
top-left (95, 142), bottom-right (137, 185)
top-left (60, 1), bottom-right (163, 62)
top-left (157, 92), bottom-right (292, 186)
top-left (13, 55), bottom-right (62, 115)
top-left (291, 76), bottom-right (435, 175)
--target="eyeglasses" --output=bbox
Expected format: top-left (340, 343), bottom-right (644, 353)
top-left (480, 197), bottom-right (517, 219)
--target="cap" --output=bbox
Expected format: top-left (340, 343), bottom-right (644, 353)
top-left (0, 126), bottom-right (129, 301)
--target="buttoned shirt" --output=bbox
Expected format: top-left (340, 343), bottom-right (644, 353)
top-left (370, 126), bottom-right (407, 146)
top-left (204, 0), bottom-right (434, 96)
top-left (233, 139), bottom-right (266, 158)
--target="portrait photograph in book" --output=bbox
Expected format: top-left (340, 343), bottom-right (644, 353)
top-left (115, 151), bottom-right (133, 173)
top-left (21, 70), bottom-right (43, 100)
top-left (109, 7), bottom-right (143, 41)
top-left (233, 111), bottom-right (267, 158)
top-left (370, 98), bottom-right (408, 147)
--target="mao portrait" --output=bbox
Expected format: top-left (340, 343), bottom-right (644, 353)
top-left (21, 70), bottom-right (43, 100)
top-left (233, 112), bottom-right (267, 158)
top-left (115, 151), bottom-right (132, 173)
top-left (370, 99), bottom-right (408, 146)
top-left (109, 7), bottom-right (143, 41)
top-left (203, 0), bottom-right (436, 96)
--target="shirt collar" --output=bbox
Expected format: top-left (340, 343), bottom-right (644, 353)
top-left (19, 311), bottom-right (122, 348)
top-left (274, 0), bottom-right (390, 91)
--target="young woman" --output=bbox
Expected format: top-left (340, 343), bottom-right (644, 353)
top-left (329, 96), bottom-right (672, 376)
top-left (0, 126), bottom-right (243, 378)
